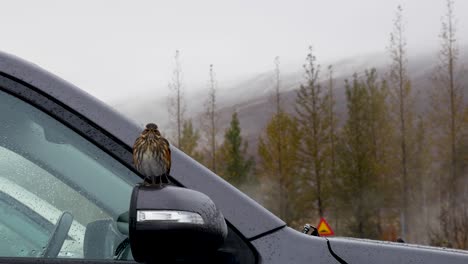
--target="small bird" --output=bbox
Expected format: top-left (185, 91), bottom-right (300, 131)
top-left (133, 123), bottom-right (171, 186)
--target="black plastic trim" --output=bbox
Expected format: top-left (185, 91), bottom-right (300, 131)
top-left (248, 225), bottom-right (286, 242)
top-left (221, 218), bottom-right (260, 263)
top-left (326, 239), bottom-right (348, 264)
top-left (0, 258), bottom-right (136, 264)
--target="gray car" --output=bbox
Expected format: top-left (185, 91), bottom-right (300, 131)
top-left (0, 51), bottom-right (467, 263)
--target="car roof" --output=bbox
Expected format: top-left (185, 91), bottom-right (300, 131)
top-left (0, 51), bottom-right (285, 239)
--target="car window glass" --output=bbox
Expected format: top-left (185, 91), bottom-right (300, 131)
top-left (0, 89), bottom-right (139, 259)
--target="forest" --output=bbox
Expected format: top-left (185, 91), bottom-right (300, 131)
top-left (165, 1), bottom-right (468, 249)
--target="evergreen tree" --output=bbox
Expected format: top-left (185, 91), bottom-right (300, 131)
top-left (218, 111), bottom-right (254, 187)
top-left (180, 119), bottom-right (203, 162)
top-left (256, 57), bottom-right (303, 224)
top-left (408, 115), bottom-right (433, 244)
top-left (295, 46), bottom-right (331, 218)
top-left (258, 112), bottom-right (301, 224)
top-left (365, 69), bottom-right (399, 238)
top-left (337, 70), bottom-right (389, 238)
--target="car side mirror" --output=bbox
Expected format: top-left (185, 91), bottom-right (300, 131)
top-left (128, 185), bottom-right (228, 262)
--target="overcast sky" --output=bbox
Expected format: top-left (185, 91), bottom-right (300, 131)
top-left (1, 0), bottom-right (467, 102)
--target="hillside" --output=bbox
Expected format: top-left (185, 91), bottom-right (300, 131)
top-left (113, 51), bottom-right (468, 156)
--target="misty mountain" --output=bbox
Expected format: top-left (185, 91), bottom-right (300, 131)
top-left (113, 51), bottom-right (468, 155)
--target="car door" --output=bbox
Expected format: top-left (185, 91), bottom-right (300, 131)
top-left (0, 74), bottom-right (142, 263)
top-left (0, 69), bottom-right (258, 263)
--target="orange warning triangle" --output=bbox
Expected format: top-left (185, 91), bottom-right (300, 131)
top-left (317, 217), bottom-right (334, 236)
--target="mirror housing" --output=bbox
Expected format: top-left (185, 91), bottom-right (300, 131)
top-left (129, 185), bottom-right (228, 262)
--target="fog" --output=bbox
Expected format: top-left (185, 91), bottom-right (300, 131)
top-left (1, 0), bottom-right (467, 102)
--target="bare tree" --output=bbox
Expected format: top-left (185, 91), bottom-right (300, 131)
top-left (167, 50), bottom-right (185, 148)
top-left (327, 65), bottom-right (337, 178)
top-left (430, 0), bottom-right (467, 249)
top-left (435, 0), bottom-right (462, 212)
top-left (388, 5), bottom-right (414, 240)
top-left (274, 56), bottom-right (282, 115)
top-left (274, 57), bottom-right (284, 209)
top-left (327, 65), bottom-right (341, 230)
top-left (203, 64), bottom-right (219, 173)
